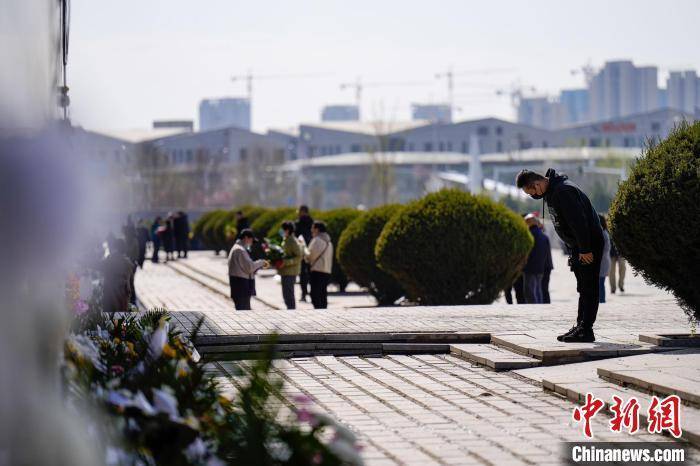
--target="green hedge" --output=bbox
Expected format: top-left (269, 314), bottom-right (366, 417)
top-left (376, 189), bottom-right (533, 305)
top-left (337, 205), bottom-right (406, 305)
top-left (250, 207), bottom-right (297, 241)
top-left (317, 208), bottom-right (362, 291)
top-left (201, 210), bottom-right (227, 252)
top-left (609, 122), bottom-right (700, 321)
top-left (192, 210), bottom-right (221, 250)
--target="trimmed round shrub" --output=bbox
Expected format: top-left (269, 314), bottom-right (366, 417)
top-left (251, 207), bottom-right (297, 240)
top-left (609, 122), bottom-right (700, 321)
top-left (337, 204), bottom-right (406, 305)
top-left (375, 189), bottom-right (533, 305)
top-left (201, 210), bottom-right (227, 252)
top-left (192, 210), bottom-right (221, 250)
top-left (317, 208), bottom-right (362, 291)
top-left (212, 210), bottom-right (237, 252)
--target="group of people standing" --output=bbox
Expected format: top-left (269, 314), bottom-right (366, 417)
top-left (150, 211), bottom-right (190, 262)
top-left (226, 205), bottom-right (334, 311)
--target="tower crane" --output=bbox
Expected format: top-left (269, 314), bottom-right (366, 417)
top-left (339, 78), bottom-right (432, 119)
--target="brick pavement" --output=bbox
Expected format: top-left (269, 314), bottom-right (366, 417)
top-left (211, 355), bottom-right (700, 465)
top-left (135, 251), bottom-right (699, 465)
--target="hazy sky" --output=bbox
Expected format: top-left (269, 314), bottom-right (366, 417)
top-left (69, 0), bottom-right (700, 133)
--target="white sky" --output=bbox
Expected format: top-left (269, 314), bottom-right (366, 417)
top-left (69, 0), bottom-right (700, 133)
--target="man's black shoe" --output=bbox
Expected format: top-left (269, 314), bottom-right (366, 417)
top-left (562, 327), bottom-right (595, 343)
top-left (557, 325), bottom-right (580, 342)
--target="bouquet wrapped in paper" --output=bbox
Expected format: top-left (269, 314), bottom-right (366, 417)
top-left (262, 238), bottom-right (285, 269)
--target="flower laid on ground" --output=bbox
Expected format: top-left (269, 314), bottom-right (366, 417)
top-left (62, 309), bottom-right (364, 465)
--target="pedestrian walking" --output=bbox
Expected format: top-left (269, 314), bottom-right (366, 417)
top-left (276, 221), bottom-right (302, 309)
top-left (151, 216), bottom-right (162, 263)
top-left (228, 229), bottom-right (267, 310)
top-left (305, 220), bottom-right (333, 309)
top-left (598, 214), bottom-right (612, 303)
top-left (522, 213), bottom-right (550, 304)
top-left (609, 239), bottom-right (626, 294)
top-left (295, 205), bottom-right (313, 302)
top-left (517, 168), bottom-right (604, 342)
top-left (174, 211), bottom-right (190, 258)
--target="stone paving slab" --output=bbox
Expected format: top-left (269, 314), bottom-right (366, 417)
top-left (596, 349), bottom-right (700, 406)
top-left (211, 354), bottom-right (699, 465)
top-left (491, 331), bottom-right (678, 364)
top-left (639, 333), bottom-right (700, 347)
top-left (451, 344), bottom-right (541, 370)
top-left (515, 352), bottom-right (700, 446)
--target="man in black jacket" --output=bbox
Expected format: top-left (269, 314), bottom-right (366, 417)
top-left (516, 168), bottom-right (604, 342)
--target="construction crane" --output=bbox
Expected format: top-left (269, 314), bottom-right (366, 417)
top-left (570, 61), bottom-right (596, 85)
top-left (231, 70), bottom-right (329, 100)
top-left (436, 67), bottom-right (517, 116)
top-left (495, 83), bottom-right (538, 108)
top-left (339, 77), bottom-right (432, 118)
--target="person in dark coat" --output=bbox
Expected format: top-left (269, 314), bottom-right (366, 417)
top-left (517, 168), bottom-right (604, 342)
top-left (294, 205), bottom-right (314, 302)
top-left (161, 214), bottom-right (175, 261)
top-left (235, 211), bottom-right (250, 233)
top-left (522, 214), bottom-right (550, 304)
top-left (136, 219), bottom-right (149, 268)
top-left (174, 211), bottom-right (190, 258)
top-left (101, 238), bottom-right (134, 313)
top-left (150, 216), bottom-right (162, 263)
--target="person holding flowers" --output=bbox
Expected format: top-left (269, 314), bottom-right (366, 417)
top-left (228, 229), bottom-right (268, 310)
top-left (274, 221), bottom-right (303, 309)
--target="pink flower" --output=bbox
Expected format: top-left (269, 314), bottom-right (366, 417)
top-left (293, 394), bottom-right (311, 405)
top-left (74, 300), bottom-right (89, 316)
top-left (296, 408), bottom-right (318, 426)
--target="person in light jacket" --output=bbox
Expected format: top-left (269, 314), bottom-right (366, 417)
top-left (228, 229), bottom-right (267, 310)
top-left (305, 221), bottom-right (333, 309)
top-left (277, 221), bottom-right (302, 309)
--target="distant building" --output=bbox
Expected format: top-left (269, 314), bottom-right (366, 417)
top-left (321, 105), bottom-right (359, 122)
top-left (667, 70), bottom-right (699, 114)
top-left (153, 120), bottom-right (193, 132)
top-left (411, 104), bottom-right (452, 123)
top-left (554, 108), bottom-right (693, 148)
top-left (517, 97), bottom-right (564, 130)
top-left (559, 89), bottom-right (589, 125)
top-left (588, 60), bottom-right (660, 121)
top-left (199, 97), bottom-right (251, 131)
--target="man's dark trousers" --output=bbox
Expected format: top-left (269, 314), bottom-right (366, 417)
top-left (310, 271), bottom-right (330, 309)
top-left (229, 275), bottom-right (251, 310)
top-left (572, 243), bottom-right (603, 329)
top-left (299, 262), bottom-right (311, 300)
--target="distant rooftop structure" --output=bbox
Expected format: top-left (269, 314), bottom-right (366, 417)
top-left (300, 119), bottom-right (431, 135)
top-left (411, 103), bottom-right (452, 123)
top-left (199, 97), bottom-right (251, 131)
top-left (152, 120), bottom-right (193, 132)
top-left (321, 104), bottom-right (359, 122)
top-left (93, 127), bottom-right (190, 143)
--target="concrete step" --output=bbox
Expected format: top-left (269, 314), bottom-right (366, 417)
top-left (516, 353), bottom-right (700, 447)
top-left (596, 349), bottom-right (700, 407)
top-left (450, 343), bottom-right (540, 370)
top-left (491, 331), bottom-right (675, 365)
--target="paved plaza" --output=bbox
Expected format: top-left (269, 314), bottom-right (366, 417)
top-left (135, 251), bottom-right (700, 465)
